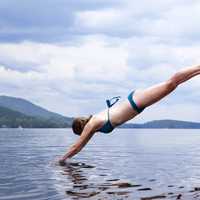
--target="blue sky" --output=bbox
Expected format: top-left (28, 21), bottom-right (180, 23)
top-left (0, 0), bottom-right (200, 123)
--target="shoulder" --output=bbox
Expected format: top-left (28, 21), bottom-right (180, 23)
top-left (87, 114), bottom-right (104, 132)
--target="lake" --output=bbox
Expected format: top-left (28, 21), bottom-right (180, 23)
top-left (1, 128), bottom-right (200, 200)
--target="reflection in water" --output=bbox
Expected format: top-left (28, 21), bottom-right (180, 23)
top-left (60, 162), bottom-right (133, 199)
top-left (59, 162), bottom-right (200, 200)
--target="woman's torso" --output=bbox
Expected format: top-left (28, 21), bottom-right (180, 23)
top-left (95, 98), bottom-right (139, 132)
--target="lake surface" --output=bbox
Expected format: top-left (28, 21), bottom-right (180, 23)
top-left (1, 128), bottom-right (200, 200)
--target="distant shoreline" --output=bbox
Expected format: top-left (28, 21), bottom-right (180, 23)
top-left (1, 119), bottom-right (200, 129)
top-left (1, 96), bottom-right (200, 129)
top-left (120, 119), bottom-right (200, 129)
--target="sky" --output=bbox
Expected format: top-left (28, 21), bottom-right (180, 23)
top-left (0, 0), bottom-right (200, 123)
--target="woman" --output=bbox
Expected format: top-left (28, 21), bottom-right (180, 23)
top-left (59, 65), bottom-right (200, 165)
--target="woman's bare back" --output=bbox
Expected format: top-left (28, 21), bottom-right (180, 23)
top-left (95, 98), bottom-right (139, 129)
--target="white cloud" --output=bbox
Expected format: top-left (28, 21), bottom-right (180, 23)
top-left (146, 1), bottom-right (200, 39)
top-left (0, 38), bottom-right (129, 81)
top-left (75, 0), bottom-right (200, 43)
top-left (0, 38), bottom-right (130, 115)
top-left (0, 0), bottom-right (200, 122)
top-left (75, 9), bottom-right (122, 29)
top-left (0, 35), bottom-right (200, 122)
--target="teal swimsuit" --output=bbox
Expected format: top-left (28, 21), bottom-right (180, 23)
top-left (98, 91), bottom-right (145, 134)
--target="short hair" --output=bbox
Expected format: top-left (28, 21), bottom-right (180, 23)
top-left (72, 115), bottom-right (92, 135)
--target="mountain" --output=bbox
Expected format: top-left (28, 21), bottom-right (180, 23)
top-left (0, 106), bottom-right (62, 128)
top-left (0, 95), bottom-right (200, 129)
top-left (121, 119), bottom-right (200, 129)
top-left (0, 95), bottom-right (73, 128)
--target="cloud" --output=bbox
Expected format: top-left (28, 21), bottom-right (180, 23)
top-left (1, 0), bottom-right (200, 45)
top-left (0, 35), bottom-right (200, 122)
top-left (0, 0), bottom-right (200, 122)
top-left (0, 37), bottom-right (131, 115)
top-left (0, 0), bottom-right (120, 42)
top-left (75, 0), bottom-right (200, 44)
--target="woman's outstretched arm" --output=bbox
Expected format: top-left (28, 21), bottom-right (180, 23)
top-left (133, 65), bottom-right (200, 109)
top-left (59, 118), bottom-right (98, 165)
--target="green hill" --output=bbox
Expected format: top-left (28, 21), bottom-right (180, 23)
top-left (0, 95), bottom-right (73, 127)
top-left (0, 106), bottom-right (63, 128)
top-left (121, 119), bottom-right (200, 129)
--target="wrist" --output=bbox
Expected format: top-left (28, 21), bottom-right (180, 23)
top-left (62, 155), bottom-right (68, 161)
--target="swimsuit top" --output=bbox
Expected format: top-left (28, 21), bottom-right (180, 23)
top-left (97, 96), bottom-right (120, 134)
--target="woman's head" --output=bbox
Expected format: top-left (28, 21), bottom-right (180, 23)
top-left (72, 115), bottom-right (92, 135)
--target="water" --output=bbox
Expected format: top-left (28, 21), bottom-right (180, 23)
top-left (1, 128), bottom-right (200, 200)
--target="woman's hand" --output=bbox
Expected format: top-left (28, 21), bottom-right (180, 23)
top-left (58, 158), bottom-right (66, 166)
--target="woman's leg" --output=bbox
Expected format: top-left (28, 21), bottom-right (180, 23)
top-left (133, 65), bottom-right (200, 108)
